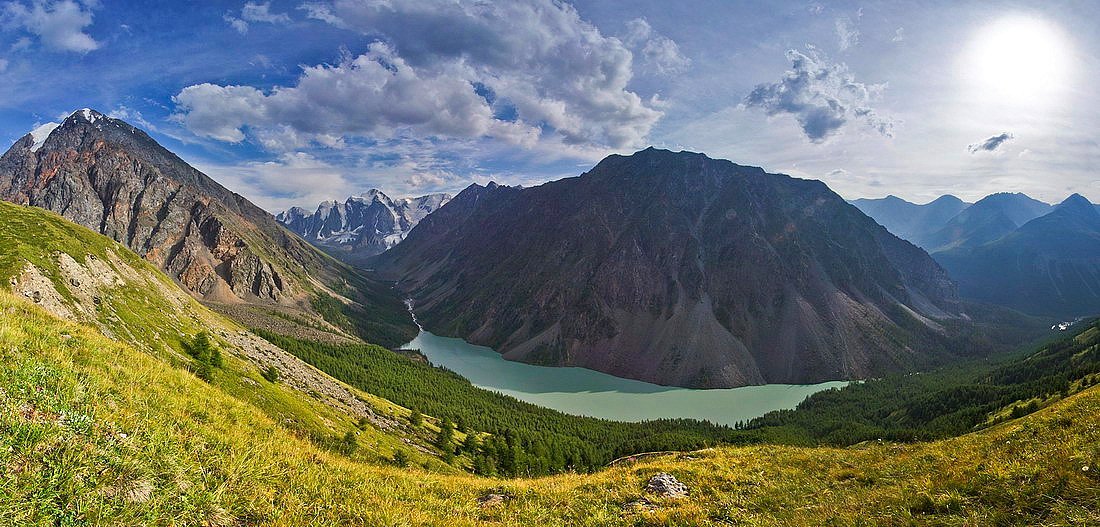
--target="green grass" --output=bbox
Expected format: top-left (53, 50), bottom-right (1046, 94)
top-left (1, 291), bottom-right (1097, 525)
top-left (0, 202), bottom-right (451, 473)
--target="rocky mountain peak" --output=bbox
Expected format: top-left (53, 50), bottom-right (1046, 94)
top-left (376, 148), bottom-right (963, 388)
top-left (1, 111), bottom-right (317, 305)
top-left (276, 189), bottom-right (451, 265)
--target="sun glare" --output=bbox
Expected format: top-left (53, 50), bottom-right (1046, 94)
top-left (960, 15), bottom-right (1073, 108)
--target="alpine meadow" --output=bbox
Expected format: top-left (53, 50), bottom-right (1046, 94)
top-left (0, 1), bottom-right (1098, 525)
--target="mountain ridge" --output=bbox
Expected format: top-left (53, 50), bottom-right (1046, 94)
top-left (277, 189), bottom-right (451, 265)
top-left (376, 148), bottom-right (965, 388)
top-left (0, 108), bottom-right (416, 347)
top-left (934, 193), bottom-right (1100, 316)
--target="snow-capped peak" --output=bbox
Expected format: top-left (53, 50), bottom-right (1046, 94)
top-left (65, 108), bottom-right (106, 124)
top-left (276, 190), bottom-right (452, 259)
top-left (78, 108), bottom-right (102, 122)
top-left (28, 122), bottom-right (60, 152)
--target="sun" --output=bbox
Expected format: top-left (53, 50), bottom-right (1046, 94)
top-left (960, 15), bottom-right (1073, 107)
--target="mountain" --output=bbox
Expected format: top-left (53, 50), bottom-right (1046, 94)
top-left (277, 190), bottom-right (450, 265)
top-left (920, 192), bottom-right (1052, 252)
top-left (850, 194), bottom-right (969, 245)
top-left (934, 194), bottom-right (1100, 316)
top-left (375, 148), bottom-right (964, 388)
top-left (3, 194), bottom-right (1096, 525)
top-left (0, 109), bottom-right (415, 347)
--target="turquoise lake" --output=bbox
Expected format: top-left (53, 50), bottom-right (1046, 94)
top-left (403, 330), bottom-right (850, 427)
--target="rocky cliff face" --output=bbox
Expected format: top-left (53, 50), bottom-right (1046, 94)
top-left (375, 148), bottom-right (963, 388)
top-left (0, 109), bottom-right (415, 346)
top-left (277, 190), bottom-right (450, 265)
top-left (0, 109), bottom-right (304, 304)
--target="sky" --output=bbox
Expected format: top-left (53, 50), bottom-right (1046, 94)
top-left (1, 0), bottom-right (1099, 213)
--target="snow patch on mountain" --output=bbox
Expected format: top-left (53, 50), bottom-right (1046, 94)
top-left (277, 190), bottom-right (451, 261)
top-left (28, 122), bottom-right (60, 152)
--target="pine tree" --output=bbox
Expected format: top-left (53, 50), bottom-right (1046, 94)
top-left (436, 418), bottom-right (455, 453)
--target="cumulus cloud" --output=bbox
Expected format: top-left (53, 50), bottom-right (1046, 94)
top-left (835, 17), bottom-right (859, 51)
top-left (743, 46), bottom-right (894, 142)
top-left (185, 0), bottom-right (662, 151)
top-left (0, 0), bottom-right (99, 53)
top-left (224, 1), bottom-right (290, 34)
top-left (173, 42), bottom-right (540, 148)
top-left (196, 152), bottom-right (354, 213)
top-left (968, 132), bottom-right (1014, 154)
top-left (623, 18), bottom-right (691, 76)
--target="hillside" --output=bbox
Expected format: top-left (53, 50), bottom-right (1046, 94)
top-left (0, 200), bottom-right (461, 472)
top-left (375, 148), bottom-right (966, 388)
top-left (0, 109), bottom-right (416, 348)
top-left (2, 287), bottom-right (1097, 525)
top-left (935, 194), bottom-right (1100, 316)
top-left (0, 199), bottom-right (739, 477)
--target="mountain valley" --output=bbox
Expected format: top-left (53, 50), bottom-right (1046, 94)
top-left (0, 111), bottom-right (1093, 526)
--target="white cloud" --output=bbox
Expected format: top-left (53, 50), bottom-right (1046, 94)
top-left (1, 0), bottom-right (100, 53)
top-left (193, 0), bottom-right (663, 150)
top-left (623, 18), bottom-right (691, 76)
top-left (0, 58), bottom-right (7, 71)
top-left (835, 16), bottom-right (859, 51)
top-left (107, 105), bottom-right (158, 132)
top-left (743, 46), bottom-right (894, 143)
top-left (298, 2), bottom-right (343, 27)
top-left (173, 42), bottom-right (540, 148)
top-left (225, 1), bottom-right (290, 34)
top-left (892, 27), bottom-right (905, 43)
top-left (242, 1), bottom-right (290, 24)
top-left (224, 15), bottom-right (248, 34)
top-left (195, 152), bottom-right (353, 213)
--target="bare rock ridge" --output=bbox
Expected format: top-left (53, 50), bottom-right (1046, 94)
top-left (0, 109), bottom-right (414, 346)
top-left (374, 148), bottom-right (964, 388)
top-left (277, 190), bottom-right (451, 265)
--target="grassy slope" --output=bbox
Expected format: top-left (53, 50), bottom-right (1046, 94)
top-left (1, 291), bottom-right (1098, 526)
top-left (0, 201), bottom-right (454, 473)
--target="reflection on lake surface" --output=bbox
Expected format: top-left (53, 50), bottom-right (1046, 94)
top-left (404, 330), bottom-right (849, 427)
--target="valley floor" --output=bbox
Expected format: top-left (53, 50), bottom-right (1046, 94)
top-left (2, 291), bottom-right (1098, 526)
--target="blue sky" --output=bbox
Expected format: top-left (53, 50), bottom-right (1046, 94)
top-left (1, 0), bottom-right (1098, 212)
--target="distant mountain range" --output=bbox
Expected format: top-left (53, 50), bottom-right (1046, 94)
top-left (852, 193), bottom-right (1051, 252)
top-left (855, 192), bottom-right (1100, 317)
top-left (934, 194), bottom-right (1100, 316)
top-left (0, 109), bottom-right (415, 347)
top-left (277, 191), bottom-right (451, 265)
top-left (375, 148), bottom-right (966, 388)
top-left (849, 194), bottom-right (970, 246)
